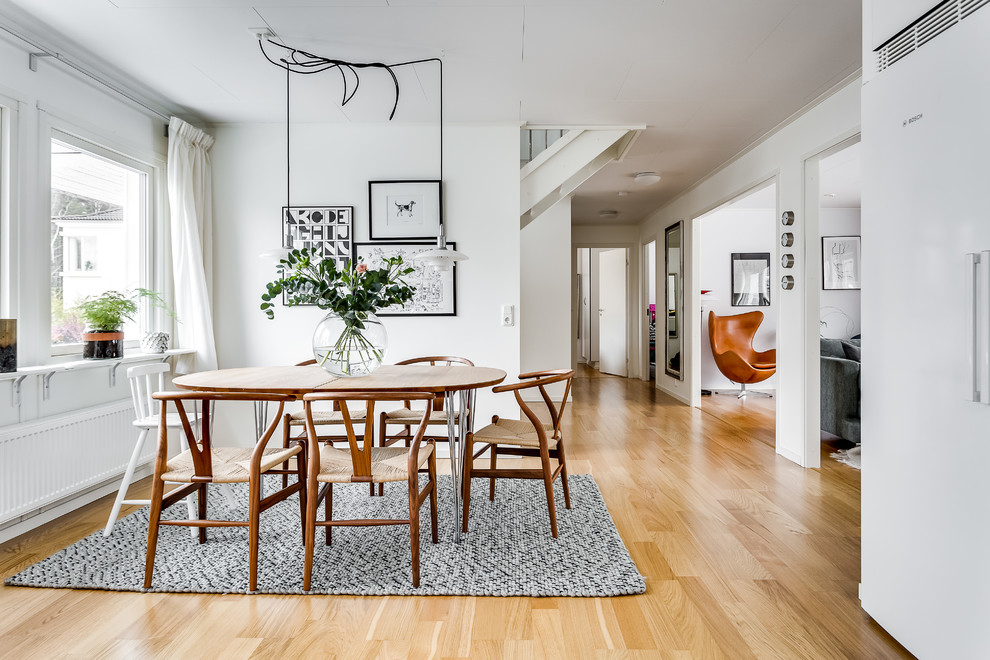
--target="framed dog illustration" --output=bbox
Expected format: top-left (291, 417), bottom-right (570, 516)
top-left (368, 180), bottom-right (442, 241)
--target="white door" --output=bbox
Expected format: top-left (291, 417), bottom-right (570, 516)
top-left (599, 248), bottom-right (627, 376)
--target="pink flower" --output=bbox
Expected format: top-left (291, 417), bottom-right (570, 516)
top-left (355, 263), bottom-right (368, 274)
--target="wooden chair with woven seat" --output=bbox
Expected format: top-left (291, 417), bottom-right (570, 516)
top-left (375, 355), bottom-right (473, 494)
top-left (144, 391), bottom-right (306, 592)
top-left (378, 356), bottom-right (474, 446)
top-left (301, 391), bottom-right (438, 590)
top-left (461, 369), bottom-right (574, 538)
top-left (280, 359), bottom-right (368, 488)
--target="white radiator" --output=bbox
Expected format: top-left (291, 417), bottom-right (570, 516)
top-left (0, 400), bottom-right (140, 526)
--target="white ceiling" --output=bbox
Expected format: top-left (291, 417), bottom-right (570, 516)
top-left (1, 0), bottom-right (862, 224)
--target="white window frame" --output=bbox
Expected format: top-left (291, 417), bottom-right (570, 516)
top-left (48, 129), bottom-right (158, 357)
top-left (0, 94), bottom-right (18, 322)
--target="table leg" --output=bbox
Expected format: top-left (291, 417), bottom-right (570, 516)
top-left (445, 391), bottom-right (462, 542)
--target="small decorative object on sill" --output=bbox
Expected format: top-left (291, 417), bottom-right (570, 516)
top-left (260, 247), bottom-right (416, 377)
top-left (73, 289), bottom-right (175, 360)
top-left (0, 319), bottom-right (16, 373)
top-left (141, 331), bottom-right (170, 354)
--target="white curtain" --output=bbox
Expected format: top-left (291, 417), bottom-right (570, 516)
top-left (167, 117), bottom-right (218, 373)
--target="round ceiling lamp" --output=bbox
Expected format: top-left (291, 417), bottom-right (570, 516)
top-left (599, 210), bottom-right (619, 219)
top-left (633, 171), bottom-right (661, 186)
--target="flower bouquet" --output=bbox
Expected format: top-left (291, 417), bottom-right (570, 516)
top-left (261, 248), bottom-right (415, 376)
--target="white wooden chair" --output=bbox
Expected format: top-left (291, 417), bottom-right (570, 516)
top-left (103, 362), bottom-right (199, 537)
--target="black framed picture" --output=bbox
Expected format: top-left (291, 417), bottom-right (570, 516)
top-left (282, 205), bottom-right (353, 269)
top-left (822, 235), bottom-right (861, 290)
top-left (353, 241), bottom-right (456, 316)
top-left (368, 180), bottom-right (442, 241)
top-left (731, 252), bottom-right (771, 306)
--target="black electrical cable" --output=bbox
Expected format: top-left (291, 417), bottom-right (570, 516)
top-left (257, 37), bottom-right (446, 221)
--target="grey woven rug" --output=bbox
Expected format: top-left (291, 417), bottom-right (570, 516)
top-left (5, 474), bottom-right (645, 597)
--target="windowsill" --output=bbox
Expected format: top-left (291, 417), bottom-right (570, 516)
top-left (0, 348), bottom-right (195, 381)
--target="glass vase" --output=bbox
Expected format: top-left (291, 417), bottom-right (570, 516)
top-left (312, 311), bottom-right (388, 377)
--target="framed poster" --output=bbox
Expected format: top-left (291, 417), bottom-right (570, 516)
top-left (282, 205), bottom-right (353, 269)
top-left (731, 252), bottom-right (771, 306)
top-left (353, 242), bottom-right (456, 316)
top-left (368, 180), bottom-right (442, 241)
top-left (822, 235), bottom-right (861, 290)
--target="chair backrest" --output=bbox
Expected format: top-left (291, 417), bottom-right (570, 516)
top-left (303, 391), bottom-right (435, 479)
top-left (395, 356), bottom-right (474, 367)
top-left (152, 391), bottom-right (295, 481)
top-left (394, 356), bottom-right (474, 410)
top-left (493, 369), bottom-right (574, 441)
top-left (708, 311), bottom-right (764, 360)
top-left (128, 362), bottom-right (170, 423)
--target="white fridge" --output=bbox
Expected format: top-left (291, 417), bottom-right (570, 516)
top-left (861, 1), bottom-right (990, 657)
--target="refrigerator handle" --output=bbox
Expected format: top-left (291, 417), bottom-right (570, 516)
top-left (966, 253), bottom-right (980, 402)
top-left (968, 252), bottom-right (990, 404)
top-left (981, 251), bottom-right (990, 404)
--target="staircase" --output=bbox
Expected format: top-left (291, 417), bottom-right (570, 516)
top-left (519, 126), bottom-right (643, 229)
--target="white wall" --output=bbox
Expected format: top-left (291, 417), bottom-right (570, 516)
top-left (699, 207), bottom-right (777, 390)
top-left (639, 76), bottom-right (861, 466)
top-left (210, 122), bottom-right (521, 441)
top-left (819, 208), bottom-right (861, 339)
top-left (521, 197), bottom-right (571, 394)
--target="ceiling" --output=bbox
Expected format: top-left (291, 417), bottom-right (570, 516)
top-left (0, 0), bottom-right (862, 225)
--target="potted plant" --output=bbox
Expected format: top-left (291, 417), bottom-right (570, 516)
top-left (74, 288), bottom-right (173, 359)
top-left (261, 248), bottom-right (416, 376)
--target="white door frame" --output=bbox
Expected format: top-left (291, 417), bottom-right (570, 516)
top-left (571, 241), bottom-right (641, 378)
top-left (801, 132), bottom-right (862, 467)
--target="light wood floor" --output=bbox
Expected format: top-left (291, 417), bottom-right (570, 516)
top-left (0, 367), bottom-right (910, 659)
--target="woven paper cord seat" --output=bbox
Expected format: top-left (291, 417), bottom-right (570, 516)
top-left (315, 444), bottom-right (434, 484)
top-left (383, 407), bottom-right (459, 424)
top-left (161, 446), bottom-right (302, 484)
top-left (472, 418), bottom-right (559, 449)
top-left (286, 408), bottom-right (367, 426)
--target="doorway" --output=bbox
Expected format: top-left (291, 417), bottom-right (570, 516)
top-left (573, 246), bottom-right (631, 378)
top-left (816, 139), bottom-right (862, 465)
top-left (696, 182), bottom-right (778, 445)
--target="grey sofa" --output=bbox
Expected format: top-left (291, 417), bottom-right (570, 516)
top-left (820, 337), bottom-right (861, 444)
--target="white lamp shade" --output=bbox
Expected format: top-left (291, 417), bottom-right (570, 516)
top-left (413, 246), bottom-right (469, 271)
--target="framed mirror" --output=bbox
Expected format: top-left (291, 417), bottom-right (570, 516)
top-left (665, 222), bottom-right (683, 380)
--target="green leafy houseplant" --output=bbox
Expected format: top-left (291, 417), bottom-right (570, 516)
top-left (74, 289), bottom-right (174, 359)
top-left (261, 247), bottom-right (416, 375)
top-left (75, 288), bottom-right (172, 332)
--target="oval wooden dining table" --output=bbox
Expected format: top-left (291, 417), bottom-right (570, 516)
top-left (173, 364), bottom-right (507, 541)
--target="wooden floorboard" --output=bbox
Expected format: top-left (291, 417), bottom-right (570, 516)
top-left (0, 365), bottom-right (913, 659)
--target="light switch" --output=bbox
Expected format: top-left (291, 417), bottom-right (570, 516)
top-left (501, 305), bottom-right (514, 327)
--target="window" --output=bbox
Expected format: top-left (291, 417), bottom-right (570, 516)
top-left (50, 133), bottom-right (152, 354)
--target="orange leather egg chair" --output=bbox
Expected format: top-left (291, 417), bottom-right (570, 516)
top-left (708, 311), bottom-right (776, 398)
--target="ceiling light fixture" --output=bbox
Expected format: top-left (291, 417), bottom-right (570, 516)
top-left (633, 171), bottom-right (661, 186)
top-left (599, 210), bottom-right (619, 219)
top-left (256, 35), bottom-right (466, 270)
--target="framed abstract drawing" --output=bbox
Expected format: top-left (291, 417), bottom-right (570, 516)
top-left (822, 236), bottom-right (861, 290)
top-left (368, 180), bottom-right (442, 241)
top-left (353, 241), bottom-right (456, 316)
